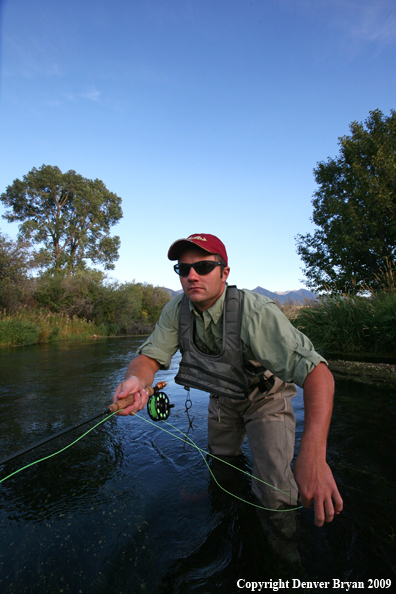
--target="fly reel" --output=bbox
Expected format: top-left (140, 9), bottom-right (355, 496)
top-left (147, 387), bottom-right (174, 421)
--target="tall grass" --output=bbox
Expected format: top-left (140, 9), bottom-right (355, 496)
top-left (292, 291), bottom-right (396, 356)
top-left (0, 308), bottom-right (103, 347)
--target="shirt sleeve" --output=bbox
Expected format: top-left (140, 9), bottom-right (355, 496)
top-left (241, 292), bottom-right (327, 388)
top-left (137, 295), bottom-right (181, 369)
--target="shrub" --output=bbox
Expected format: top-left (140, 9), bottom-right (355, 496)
top-left (0, 319), bottom-right (40, 346)
top-left (0, 232), bottom-right (38, 310)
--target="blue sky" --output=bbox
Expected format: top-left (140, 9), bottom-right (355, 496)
top-left (1, 0), bottom-right (395, 291)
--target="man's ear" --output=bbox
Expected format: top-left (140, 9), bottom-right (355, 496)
top-left (222, 266), bottom-right (230, 281)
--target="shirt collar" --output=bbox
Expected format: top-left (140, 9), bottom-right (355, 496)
top-left (189, 284), bottom-right (227, 325)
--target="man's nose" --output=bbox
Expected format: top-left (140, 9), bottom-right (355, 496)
top-left (187, 265), bottom-right (199, 280)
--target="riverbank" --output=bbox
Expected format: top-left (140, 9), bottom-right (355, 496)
top-left (328, 359), bottom-right (396, 388)
top-left (0, 309), bottom-right (104, 346)
top-left (0, 268), bottom-right (171, 339)
top-left (0, 304), bottom-right (154, 347)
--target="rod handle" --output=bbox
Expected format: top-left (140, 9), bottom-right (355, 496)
top-left (107, 381), bottom-right (167, 413)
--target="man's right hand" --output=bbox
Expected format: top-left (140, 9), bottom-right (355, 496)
top-left (112, 375), bottom-right (149, 416)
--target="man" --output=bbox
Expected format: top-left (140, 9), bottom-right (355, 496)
top-left (113, 233), bottom-right (343, 527)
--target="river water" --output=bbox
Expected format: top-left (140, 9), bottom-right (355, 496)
top-left (0, 338), bottom-right (395, 593)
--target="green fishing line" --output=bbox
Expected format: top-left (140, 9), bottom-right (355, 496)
top-left (0, 412), bottom-right (117, 484)
top-left (1, 409), bottom-right (302, 511)
top-left (134, 412), bottom-right (302, 512)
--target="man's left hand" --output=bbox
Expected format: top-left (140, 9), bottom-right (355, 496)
top-left (294, 450), bottom-right (343, 527)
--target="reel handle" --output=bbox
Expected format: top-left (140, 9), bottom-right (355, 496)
top-left (108, 381), bottom-right (167, 413)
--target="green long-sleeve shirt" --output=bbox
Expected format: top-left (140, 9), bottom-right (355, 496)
top-left (138, 287), bottom-right (326, 388)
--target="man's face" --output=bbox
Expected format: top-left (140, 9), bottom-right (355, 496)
top-left (178, 247), bottom-right (230, 311)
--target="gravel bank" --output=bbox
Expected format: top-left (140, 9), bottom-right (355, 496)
top-left (328, 360), bottom-right (396, 388)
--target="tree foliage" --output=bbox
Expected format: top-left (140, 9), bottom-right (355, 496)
top-left (296, 109), bottom-right (396, 293)
top-left (0, 232), bottom-right (38, 309)
top-left (34, 273), bottom-right (171, 335)
top-left (0, 165), bottom-right (122, 272)
top-left (0, 229), bottom-right (171, 337)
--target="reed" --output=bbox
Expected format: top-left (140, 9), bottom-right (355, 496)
top-left (0, 308), bottom-right (103, 347)
top-left (292, 291), bottom-right (396, 356)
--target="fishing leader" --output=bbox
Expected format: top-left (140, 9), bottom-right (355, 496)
top-left (112, 233), bottom-right (343, 527)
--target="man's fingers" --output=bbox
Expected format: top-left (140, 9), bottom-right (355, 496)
top-left (314, 491), bottom-right (343, 527)
top-left (314, 506), bottom-right (325, 527)
top-left (119, 404), bottom-right (135, 415)
top-left (323, 496), bottom-right (335, 524)
top-left (129, 389), bottom-right (149, 414)
top-left (113, 388), bottom-right (138, 415)
top-left (299, 492), bottom-right (330, 526)
top-left (112, 385), bottom-right (149, 416)
top-left (115, 390), bottom-right (128, 400)
top-left (130, 392), bottom-right (142, 413)
top-left (299, 493), bottom-right (313, 509)
top-left (333, 490), bottom-right (344, 515)
top-left (112, 384), bottom-right (129, 402)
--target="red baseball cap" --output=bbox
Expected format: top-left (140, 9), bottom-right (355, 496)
top-left (167, 233), bottom-right (228, 265)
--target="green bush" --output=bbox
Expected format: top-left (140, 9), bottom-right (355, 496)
top-left (34, 272), bottom-right (171, 336)
top-left (0, 319), bottom-right (40, 346)
top-left (292, 291), bottom-right (396, 355)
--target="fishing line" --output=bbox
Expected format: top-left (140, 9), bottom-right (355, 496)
top-left (0, 412), bottom-right (117, 484)
top-left (0, 402), bottom-right (302, 512)
top-left (133, 412), bottom-right (302, 512)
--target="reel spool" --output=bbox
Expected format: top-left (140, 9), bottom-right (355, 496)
top-left (147, 388), bottom-right (174, 421)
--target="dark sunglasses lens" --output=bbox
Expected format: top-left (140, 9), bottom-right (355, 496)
top-left (193, 261), bottom-right (217, 275)
top-left (174, 264), bottom-right (190, 276)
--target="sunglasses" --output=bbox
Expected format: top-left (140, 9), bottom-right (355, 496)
top-left (173, 261), bottom-right (222, 277)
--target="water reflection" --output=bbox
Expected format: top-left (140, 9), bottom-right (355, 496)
top-left (1, 337), bottom-right (396, 593)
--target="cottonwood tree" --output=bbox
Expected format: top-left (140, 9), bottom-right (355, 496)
top-left (296, 109), bottom-right (396, 293)
top-left (1, 165), bottom-right (122, 273)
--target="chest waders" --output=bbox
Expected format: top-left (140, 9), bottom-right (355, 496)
top-left (174, 285), bottom-right (274, 400)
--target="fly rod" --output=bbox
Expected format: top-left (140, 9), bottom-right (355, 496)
top-left (0, 381), bottom-right (173, 466)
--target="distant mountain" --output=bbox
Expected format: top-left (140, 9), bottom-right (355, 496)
top-left (251, 287), bottom-right (317, 304)
top-left (164, 286), bottom-right (317, 304)
top-left (164, 287), bottom-right (183, 298)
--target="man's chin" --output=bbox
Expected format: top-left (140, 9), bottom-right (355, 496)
top-left (186, 290), bottom-right (207, 306)
top-left (187, 292), bottom-right (204, 303)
